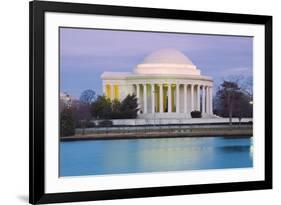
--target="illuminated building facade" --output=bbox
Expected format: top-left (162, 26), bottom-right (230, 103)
top-left (101, 49), bottom-right (214, 118)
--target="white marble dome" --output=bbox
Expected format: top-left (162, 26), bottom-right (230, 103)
top-left (134, 48), bottom-right (201, 75)
top-left (142, 48), bottom-right (194, 65)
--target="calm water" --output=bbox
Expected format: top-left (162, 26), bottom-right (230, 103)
top-left (60, 136), bottom-right (253, 177)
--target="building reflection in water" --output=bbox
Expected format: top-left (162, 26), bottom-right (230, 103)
top-left (60, 136), bottom-right (253, 176)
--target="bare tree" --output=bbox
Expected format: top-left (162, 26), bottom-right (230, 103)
top-left (79, 89), bottom-right (96, 104)
top-left (215, 79), bottom-right (252, 126)
top-left (71, 89), bottom-right (96, 134)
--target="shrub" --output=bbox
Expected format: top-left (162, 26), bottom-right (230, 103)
top-left (91, 96), bottom-right (112, 119)
top-left (247, 121), bottom-right (253, 125)
top-left (191, 110), bottom-right (202, 118)
top-left (90, 94), bottom-right (138, 120)
top-left (111, 99), bottom-right (122, 119)
top-left (119, 94), bottom-right (138, 119)
top-left (98, 120), bottom-right (113, 127)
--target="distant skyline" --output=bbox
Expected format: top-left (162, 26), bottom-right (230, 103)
top-left (60, 27), bottom-right (253, 98)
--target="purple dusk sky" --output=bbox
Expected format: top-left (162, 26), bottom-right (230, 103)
top-left (60, 27), bottom-right (253, 98)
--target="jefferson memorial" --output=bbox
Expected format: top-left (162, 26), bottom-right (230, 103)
top-left (101, 48), bottom-right (214, 119)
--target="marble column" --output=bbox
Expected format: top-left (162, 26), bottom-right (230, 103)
top-left (191, 84), bottom-right (194, 111)
top-left (143, 84), bottom-right (147, 114)
top-left (197, 85), bottom-right (200, 111)
top-left (168, 84), bottom-right (172, 113)
top-left (205, 86), bottom-right (209, 114)
top-left (110, 84), bottom-right (114, 100)
top-left (210, 86), bottom-right (213, 114)
top-left (136, 84), bottom-right (140, 100)
top-left (136, 84), bottom-right (140, 113)
top-left (159, 84), bottom-right (163, 113)
top-left (184, 84), bottom-right (187, 113)
top-left (151, 84), bottom-right (155, 113)
top-left (176, 84), bottom-right (180, 113)
top-left (102, 84), bottom-right (106, 95)
top-left (202, 85), bottom-right (206, 113)
top-left (207, 86), bottom-right (210, 114)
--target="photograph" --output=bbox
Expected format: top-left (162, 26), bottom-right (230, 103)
top-left (29, 1), bottom-right (272, 203)
top-left (59, 27), bottom-right (254, 177)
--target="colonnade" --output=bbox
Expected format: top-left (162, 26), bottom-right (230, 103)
top-left (135, 83), bottom-right (213, 115)
top-left (103, 82), bottom-right (213, 116)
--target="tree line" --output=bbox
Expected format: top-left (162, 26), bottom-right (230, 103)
top-left (60, 90), bottom-right (138, 136)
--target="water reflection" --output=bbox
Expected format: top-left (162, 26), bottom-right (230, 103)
top-left (60, 136), bottom-right (253, 177)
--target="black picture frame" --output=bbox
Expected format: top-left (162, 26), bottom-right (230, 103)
top-left (29, 0), bottom-right (272, 204)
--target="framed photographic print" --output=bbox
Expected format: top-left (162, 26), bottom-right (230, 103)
top-left (29, 0), bottom-right (272, 204)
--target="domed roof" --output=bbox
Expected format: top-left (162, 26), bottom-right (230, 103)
top-left (134, 48), bottom-right (200, 75)
top-left (141, 48), bottom-right (195, 65)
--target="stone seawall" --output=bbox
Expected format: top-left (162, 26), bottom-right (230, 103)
top-left (61, 124), bottom-right (253, 141)
top-left (91, 118), bottom-right (252, 126)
